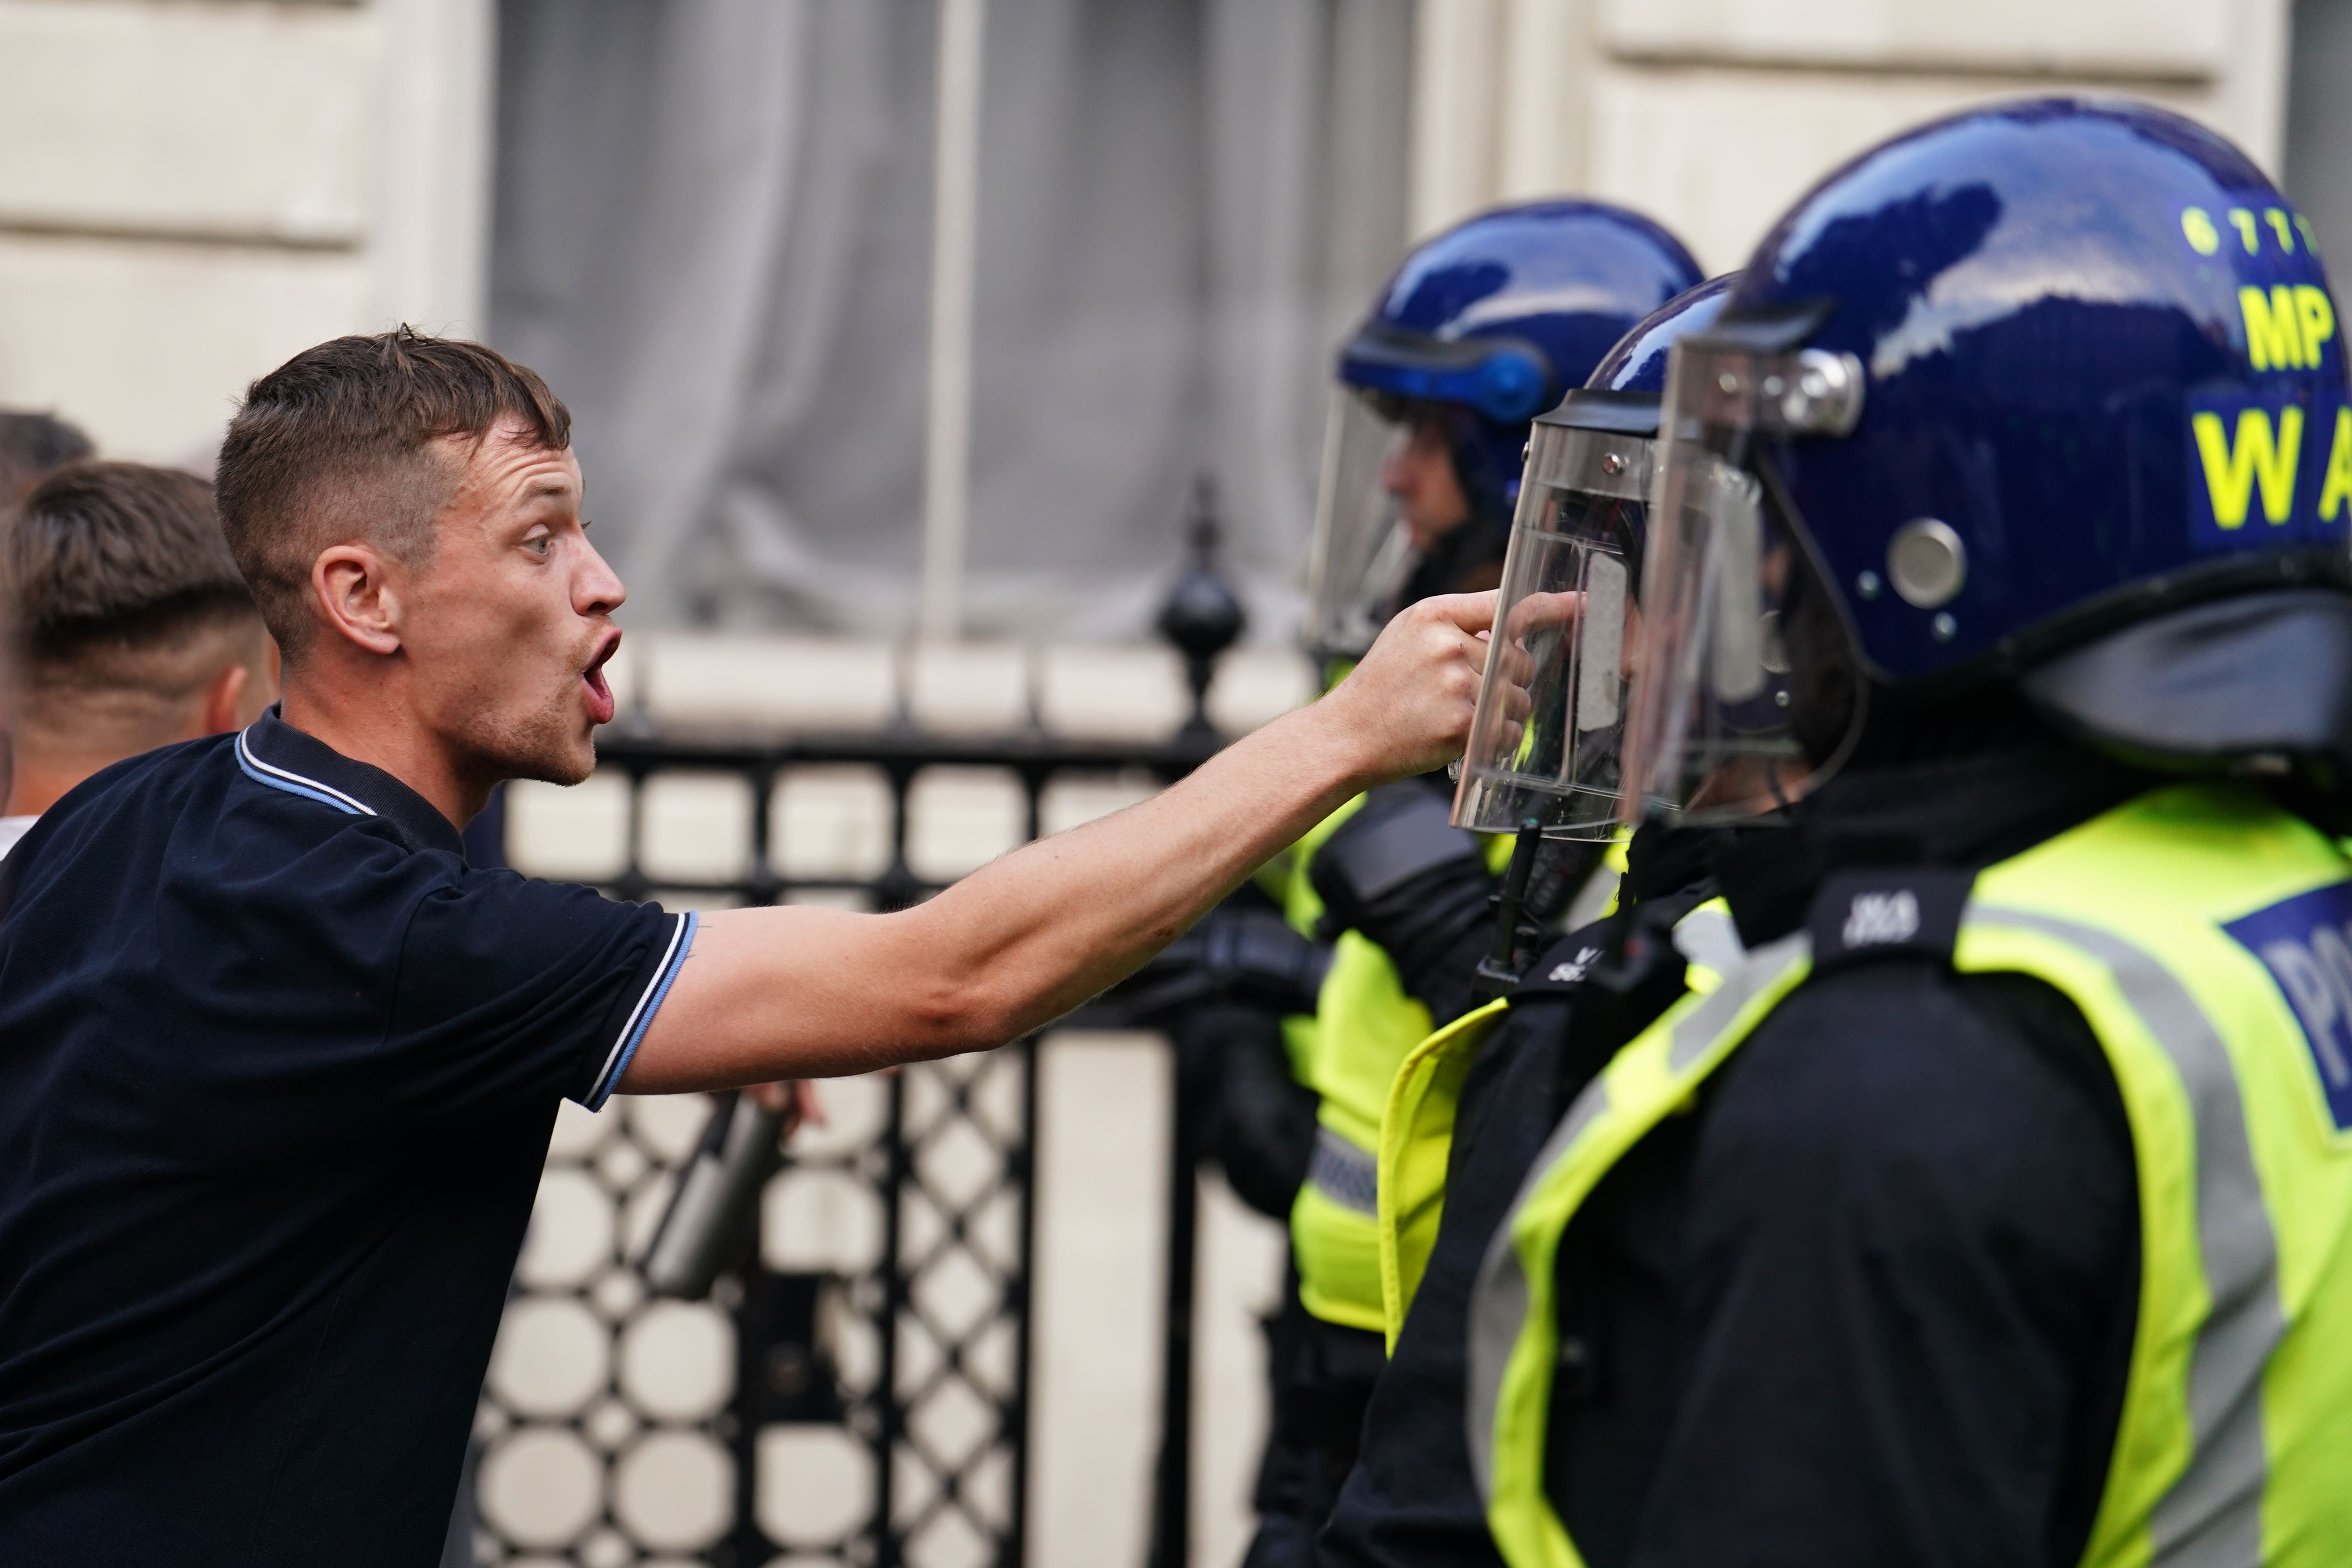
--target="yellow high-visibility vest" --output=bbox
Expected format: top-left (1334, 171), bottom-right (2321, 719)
top-left (1373, 876), bottom-right (1718, 1348)
top-left (1470, 785), bottom-right (2352, 1568)
top-left (1279, 797), bottom-right (1514, 1332)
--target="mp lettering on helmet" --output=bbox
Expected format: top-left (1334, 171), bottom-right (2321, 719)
top-left (2180, 199), bottom-right (2349, 550)
top-left (2225, 881), bottom-right (2352, 1132)
top-left (2239, 285), bottom-right (2336, 371)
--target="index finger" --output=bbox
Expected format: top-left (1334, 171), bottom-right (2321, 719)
top-left (1415, 589), bottom-right (1498, 637)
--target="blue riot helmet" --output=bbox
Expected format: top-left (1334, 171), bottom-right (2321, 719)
top-left (1453, 275), bottom-right (1737, 838)
top-left (1622, 98), bottom-right (2352, 823)
top-left (1303, 200), bottom-right (1703, 663)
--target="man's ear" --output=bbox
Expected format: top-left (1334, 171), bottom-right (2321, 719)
top-left (196, 662), bottom-right (250, 737)
top-left (216, 628), bottom-right (281, 732)
top-left (312, 543), bottom-right (404, 658)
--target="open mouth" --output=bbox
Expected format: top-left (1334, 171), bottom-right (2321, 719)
top-left (582, 633), bottom-right (621, 725)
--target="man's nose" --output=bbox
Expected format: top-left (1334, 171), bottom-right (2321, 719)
top-left (575, 535), bottom-right (627, 617)
top-left (1380, 449), bottom-right (1415, 498)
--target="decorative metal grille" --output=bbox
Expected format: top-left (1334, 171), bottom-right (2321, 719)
top-left (466, 727), bottom-right (1217, 1568)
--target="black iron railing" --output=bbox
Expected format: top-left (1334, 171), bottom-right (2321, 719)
top-left (467, 719), bottom-right (1227, 1568)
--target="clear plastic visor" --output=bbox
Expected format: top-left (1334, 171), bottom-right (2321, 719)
top-left (1303, 389), bottom-right (1416, 660)
top-left (1618, 338), bottom-right (1865, 825)
top-left (1452, 420), bottom-right (1652, 839)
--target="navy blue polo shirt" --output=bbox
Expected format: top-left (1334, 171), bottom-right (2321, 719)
top-left (0, 709), bottom-right (695, 1565)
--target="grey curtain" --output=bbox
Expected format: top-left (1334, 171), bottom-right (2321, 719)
top-left (490, 0), bottom-right (1410, 642)
top-left (2288, 1), bottom-right (2352, 266)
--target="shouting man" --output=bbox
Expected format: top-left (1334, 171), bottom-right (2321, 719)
top-left (0, 330), bottom-right (1494, 1564)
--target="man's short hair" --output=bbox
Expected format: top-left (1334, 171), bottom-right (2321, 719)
top-left (3, 463), bottom-right (262, 724)
top-left (0, 410), bottom-right (96, 505)
top-left (214, 328), bottom-right (571, 661)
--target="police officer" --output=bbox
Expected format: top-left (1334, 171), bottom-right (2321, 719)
top-left (1312, 272), bottom-right (1738, 1568)
top-left (1460, 99), bottom-right (2352, 1566)
top-left (1242, 201), bottom-right (1702, 1568)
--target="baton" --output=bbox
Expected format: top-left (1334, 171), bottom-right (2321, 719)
top-left (637, 1089), bottom-right (787, 1299)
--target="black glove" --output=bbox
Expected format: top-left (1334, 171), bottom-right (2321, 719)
top-left (1104, 901), bottom-right (1333, 1023)
top-left (1171, 1003), bottom-right (1318, 1220)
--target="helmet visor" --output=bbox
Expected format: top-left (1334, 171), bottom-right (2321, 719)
top-left (1620, 334), bottom-right (1866, 823)
top-left (1304, 389), bottom-right (1418, 660)
top-left (1453, 418), bottom-right (1651, 839)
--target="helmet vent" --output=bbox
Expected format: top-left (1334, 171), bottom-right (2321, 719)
top-left (1888, 518), bottom-right (1967, 608)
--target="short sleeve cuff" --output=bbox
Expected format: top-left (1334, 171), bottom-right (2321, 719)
top-left (581, 911), bottom-right (697, 1110)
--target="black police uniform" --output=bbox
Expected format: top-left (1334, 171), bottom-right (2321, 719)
top-left (0, 710), bottom-right (696, 1565)
top-left (1315, 825), bottom-right (1716, 1568)
top-left (1248, 772), bottom-right (1537, 1568)
top-left (1322, 740), bottom-right (2157, 1568)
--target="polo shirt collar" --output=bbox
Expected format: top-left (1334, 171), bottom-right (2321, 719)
top-left (236, 706), bottom-right (467, 857)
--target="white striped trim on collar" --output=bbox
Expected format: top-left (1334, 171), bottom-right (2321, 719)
top-left (235, 725), bottom-right (377, 817)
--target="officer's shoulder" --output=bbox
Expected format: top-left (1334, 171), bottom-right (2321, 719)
top-left (1739, 865), bottom-right (2036, 1073)
top-left (1731, 866), bottom-right (2114, 1140)
top-left (1800, 865), bottom-right (1975, 976)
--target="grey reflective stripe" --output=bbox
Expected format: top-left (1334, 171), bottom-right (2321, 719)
top-left (1670, 904), bottom-right (1745, 979)
top-left (1560, 863), bottom-right (1621, 934)
top-left (1307, 1126), bottom-right (1379, 1216)
top-left (1667, 930), bottom-right (1809, 1073)
top-left (1463, 930), bottom-right (1808, 1503)
top-left (1466, 1077), bottom-right (1611, 1500)
top-left (1968, 903), bottom-right (2282, 1567)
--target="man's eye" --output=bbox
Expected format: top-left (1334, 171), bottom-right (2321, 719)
top-left (525, 534), bottom-right (554, 557)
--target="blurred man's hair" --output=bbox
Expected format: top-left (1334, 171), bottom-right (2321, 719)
top-left (215, 327), bottom-right (570, 662)
top-left (3, 462), bottom-right (266, 753)
top-left (0, 410), bottom-right (96, 505)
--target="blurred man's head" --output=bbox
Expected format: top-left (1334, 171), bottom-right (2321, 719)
top-left (1379, 412), bottom-right (1473, 550)
top-left (2, 463), bottom-right (276, 816)
top-left (0, 410), bottom-right (95, 508)
top-left (216, 329), bottom-right (623, 811)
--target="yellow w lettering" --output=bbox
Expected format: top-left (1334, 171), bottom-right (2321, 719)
top-left (2194, 406), bottom-right (2305, 528)
top-left (2322, 407), bottom-right (2352, 522)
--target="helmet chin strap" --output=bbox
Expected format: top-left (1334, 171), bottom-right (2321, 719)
top-left (1753, 444), bottom-right (1870, 775)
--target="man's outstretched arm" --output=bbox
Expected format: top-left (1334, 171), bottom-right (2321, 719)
top-left (620, 593), bottom-right (1500, 1091)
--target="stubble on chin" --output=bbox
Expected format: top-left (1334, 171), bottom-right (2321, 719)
top-left (457, 680), bottom-right (598, 789)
